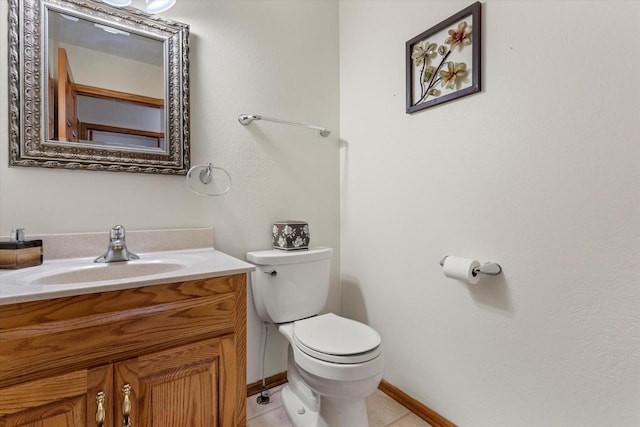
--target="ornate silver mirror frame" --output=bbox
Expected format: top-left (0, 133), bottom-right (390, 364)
top-left (8, 0), bottom-right (190, 174)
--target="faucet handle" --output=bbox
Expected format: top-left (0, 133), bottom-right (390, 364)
top-left (110, 225), bottom-right (126, 240)
top-left (95, 225), bottom-right (138, 263)
top-left (10, 228), bottom-right (26, 242)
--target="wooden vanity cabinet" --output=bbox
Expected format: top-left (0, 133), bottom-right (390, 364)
top-left (0, 274), bottom-right (247, 427)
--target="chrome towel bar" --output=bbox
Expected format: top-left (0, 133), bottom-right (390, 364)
top-left (238, 114), bottom-right (331, 137)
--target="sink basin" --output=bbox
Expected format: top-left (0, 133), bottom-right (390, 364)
top-left (30, 261), bottom-right (185, 285)
top-left (0, 248), bottom-right (255, 306)
top-left (1, 253), bottom-right (199, 287)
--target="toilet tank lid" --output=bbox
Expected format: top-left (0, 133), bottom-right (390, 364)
top-left (246, 247), bottom-right (333, 266)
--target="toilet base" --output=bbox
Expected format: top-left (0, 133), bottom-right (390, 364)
top-left (282, 383), bottom-right (370, 427)
top-left (282, 384), bottom-right (319, 427)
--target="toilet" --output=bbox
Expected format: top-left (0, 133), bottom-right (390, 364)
top-left (246, 247), bottom-right (384, 427)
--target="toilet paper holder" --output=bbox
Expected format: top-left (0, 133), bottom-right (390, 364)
top-left (439, 256), bottom-right (502, 276)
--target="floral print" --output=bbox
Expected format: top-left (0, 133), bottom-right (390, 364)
top-left (439, 62), bottom-right (467, 89)
top-left (272, 221), bottom-right (310, 250)
top-left (411, 41), bottom-right (437, 67)
top-left (445, 21), bottom-right (472, 50)
top-left (423, 65), bottom-right (436, 83)
top-left (411, 19), bottom-right (472, 106)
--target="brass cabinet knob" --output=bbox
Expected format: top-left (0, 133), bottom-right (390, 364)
top-left (122, 384), bottom-right (132, 427)
top-left (96, 391), bottom-right (106, 427)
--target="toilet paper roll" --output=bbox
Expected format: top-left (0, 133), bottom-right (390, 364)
top-left (443, 256), bottom-right (481, 284)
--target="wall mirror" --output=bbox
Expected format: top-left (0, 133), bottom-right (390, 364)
top-left (8, 0), bottom-right (190, 174)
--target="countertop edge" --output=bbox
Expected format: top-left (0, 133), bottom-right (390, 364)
top-left (0, 248), bottom-right (255, 306)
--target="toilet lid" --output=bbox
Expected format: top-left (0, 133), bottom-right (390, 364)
top-left (293, 314), bottom-right (381, 363)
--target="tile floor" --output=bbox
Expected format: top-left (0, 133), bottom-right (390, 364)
top-left (247, 385), bottom-right (432, 427)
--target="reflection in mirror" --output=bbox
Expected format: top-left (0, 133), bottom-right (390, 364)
top-left (48, 10), bottom-right (165, 150)
top-left (8, 0), bottom-right (190, 174)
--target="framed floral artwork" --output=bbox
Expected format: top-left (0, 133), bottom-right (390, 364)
top-left (406, 2), bottom-right (481, 113)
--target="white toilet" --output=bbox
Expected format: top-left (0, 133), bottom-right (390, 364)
top-left (246, 247), bottom-right (384, 427)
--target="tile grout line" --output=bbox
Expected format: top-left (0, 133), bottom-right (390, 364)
top-left (246, 401), bottom-right (284, 421)
top-left (382, 410), bottom-right (412, 427)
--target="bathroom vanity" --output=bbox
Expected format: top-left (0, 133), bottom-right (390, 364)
top-left (0, 234), bottom-right (253, 427)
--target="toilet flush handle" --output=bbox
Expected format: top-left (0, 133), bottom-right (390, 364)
top-left (264, 270), bottom-right (277, 276)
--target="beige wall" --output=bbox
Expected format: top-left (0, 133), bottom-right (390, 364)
top-left (60, 43), bottom-right (164, 98)
top-left (0, 0), bottom-right (340, 384)
top-left (340, 1), bottom-right (639, 426)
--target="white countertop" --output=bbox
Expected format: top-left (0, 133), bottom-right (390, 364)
top-left (0, 248), bottom-right (255, 306)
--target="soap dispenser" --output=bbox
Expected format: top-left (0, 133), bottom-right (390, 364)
top-left (0, 228), bottom-right (43, 269)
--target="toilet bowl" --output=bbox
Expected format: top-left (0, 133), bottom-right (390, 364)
top-left (278, 315), bottom-right (384, 427)
top-left (246, 248), bottom-right (384, 427)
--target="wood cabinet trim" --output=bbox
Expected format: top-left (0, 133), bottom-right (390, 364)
top-left (0, 370), bottom-right (88, 417)
top-left (0, 274), bottom-right (247, 426)
top-left (232, 278), bottom-right (247, 425)
top-left (1, 296), bottom-right (236, 388)
top-left (0, 276), bottom-right (239, 329)
top-left (130, 339), bottom-right (221, 426)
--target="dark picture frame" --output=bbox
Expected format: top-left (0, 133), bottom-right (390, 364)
top-left (406, 2), bottom-right (481, 113)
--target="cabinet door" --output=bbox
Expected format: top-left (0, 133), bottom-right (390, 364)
top-left (0, 365), bottom-right (112, 427)
top-left (115, 338), bottom-right (222, 427)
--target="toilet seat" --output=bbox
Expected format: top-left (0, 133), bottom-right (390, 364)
top-left (293, 313), bottom-right (382, 364)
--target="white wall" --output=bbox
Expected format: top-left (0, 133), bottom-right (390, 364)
top-left (340, 1), bottom-right (639, 426)
top-left (3, 1), bottom-right (638, 423)
top-left (0, 0), bottom-right (340, 384)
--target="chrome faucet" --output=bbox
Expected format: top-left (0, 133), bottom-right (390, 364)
top-left (95, 225), bottom-right (139, 263)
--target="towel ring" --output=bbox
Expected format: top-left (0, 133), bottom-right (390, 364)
top-left (186, 163), bottom-right (232, 196)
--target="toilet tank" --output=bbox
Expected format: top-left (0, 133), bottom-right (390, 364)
top-left (246, 247), bottom-right (333, 324)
